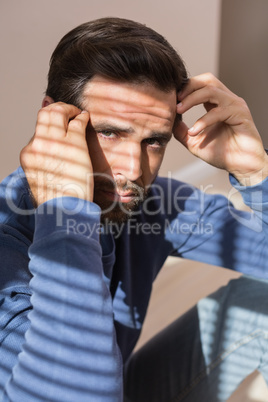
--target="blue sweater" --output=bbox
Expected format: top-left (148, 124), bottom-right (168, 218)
top-left (1, 167), bottom-right (268, 401)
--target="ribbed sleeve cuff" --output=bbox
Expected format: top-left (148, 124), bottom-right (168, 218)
top-left (229, 174), bottom-right (268, 211)
top-left (34, 197), bottom-right (101, 243)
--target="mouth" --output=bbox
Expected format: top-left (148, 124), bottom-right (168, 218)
top-left (100, 189), bottom-right (138, 203)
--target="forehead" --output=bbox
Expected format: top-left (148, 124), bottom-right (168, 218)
top-left (82, 76), bottom-right (177, 128)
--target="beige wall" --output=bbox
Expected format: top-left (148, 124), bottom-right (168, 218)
top-left (0, 0), bottom-right (221, 180)
top-left (219, 0), bottom-right (268, 147)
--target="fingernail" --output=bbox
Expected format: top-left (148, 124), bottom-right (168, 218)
top-left (81, 110), bottom-right (88, 114)
top-left (188, 126), bottom-right (197, 135)
top-left (177, 102), bottom-right (183, 109)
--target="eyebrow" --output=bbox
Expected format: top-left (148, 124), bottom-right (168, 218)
top-left (92, 122), bottom-right (173, 142)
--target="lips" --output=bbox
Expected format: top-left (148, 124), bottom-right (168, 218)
top-left (117, 191), bottom-right (136, 197)
top-left (101, 189), bottom-right (138, 203)
top-left (93, 177), bottom-right (146, 209)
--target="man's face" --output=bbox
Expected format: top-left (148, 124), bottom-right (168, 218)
top-left (82, 76), bottom-right (177, 223)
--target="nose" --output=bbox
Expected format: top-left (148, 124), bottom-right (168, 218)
top-left (112, 141), bottom-right (143, 183)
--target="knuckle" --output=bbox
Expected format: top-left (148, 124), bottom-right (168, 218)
top-left (240, 101), bottom-right (251, 116)
top-left (37, 108), bottom-right (49, 121)
top-left (31, 138), bottom-right (41, 152)
top-left (204, 73), bottom-right (221, 89)
top-left (20, 145), bottom-right (30, 166)
top-left (237, 96), bottom-right (248, 108)
top-left (204, 72), bottom-right (215, 83)
top-left (232, 96), bottom-right (250, 114)
top-left (19, 146), bottom-right (26, 161)
top-left (68, 118), bottom-right (83, 131)
top-left (206, 83), bottom-right (218, 96)
top-left (206, 72), bottom-right (214, 79)
top-left (50, 103), bottom-right (66, 114)
top-left (210, 105), bottom-right (221, 115)
top-left (206, 82), bottom-right (215, 91)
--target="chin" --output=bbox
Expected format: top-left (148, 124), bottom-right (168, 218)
top-left (94, 185), bottom-right (150, 224)
top-left (100, 203), bottom-right (141, 224)
top-left (101, 211), bottom-right (129, 225)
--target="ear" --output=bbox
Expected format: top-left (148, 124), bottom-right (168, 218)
top-left (42, 96), bottom-right (54, 108)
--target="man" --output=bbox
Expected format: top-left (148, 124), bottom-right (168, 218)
top-left (1, 17), bottom-right (268, 401)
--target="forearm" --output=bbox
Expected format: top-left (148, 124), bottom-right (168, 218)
top-left (3, 198), bottom-right (123, 402)
top-left (166, 176), bottom-right (268, 278)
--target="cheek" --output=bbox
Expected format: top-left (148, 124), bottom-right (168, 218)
top-left (146, 150), bottom-right (165, 178)
top-left (86, 134), bottom-right (110, 173)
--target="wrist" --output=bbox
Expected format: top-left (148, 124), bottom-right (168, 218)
top-left (233, 150), bottom-right (268, 186)
top-left (234, 170), bottom-right (268, 187)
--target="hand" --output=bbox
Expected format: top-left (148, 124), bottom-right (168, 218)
top-left (174, 73), bottom-right (268, 185)
top-left (20, 102), bottom-right (92, 206)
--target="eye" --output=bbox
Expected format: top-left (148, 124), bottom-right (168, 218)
top-left (145, 137), bottom-right (168, 149)
top-left (97, 130), bottom-right (118, 140)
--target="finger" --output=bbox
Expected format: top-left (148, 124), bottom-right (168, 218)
top-left (188, 97), bottom-right (252, 136)
top-left (177, 73), bottom-right (230, 101)
top-left (187, 106), bottom-right (236, 136)
top-left (173, 120), bottom-right (189, 145)
top-left (67, 110), bottom-right (90, 145)
top-left (177, 85), bottom-right (234, 116)
top-left (35, 103), bottom-right (81, 139)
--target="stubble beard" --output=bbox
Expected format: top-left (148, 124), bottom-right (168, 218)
top-left (93, 177), bottom-right (149, 224)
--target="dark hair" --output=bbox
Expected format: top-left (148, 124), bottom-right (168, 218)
top-left (46, 17), bottom-right (188, 108)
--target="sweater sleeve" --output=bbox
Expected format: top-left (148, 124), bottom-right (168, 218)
top-left (2, 197), bottom-right (123, 402)
top-left (165, 175), bottom-right (268, 278)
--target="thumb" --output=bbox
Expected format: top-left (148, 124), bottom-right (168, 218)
top-left (173, 120), bottom-right (189, 148)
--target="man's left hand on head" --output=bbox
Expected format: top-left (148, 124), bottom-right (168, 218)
top-left (174, 73), bottom-right (268, 186)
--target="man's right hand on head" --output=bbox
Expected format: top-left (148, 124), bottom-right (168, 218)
top-left (20, 102), bottom-right (93, 207)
